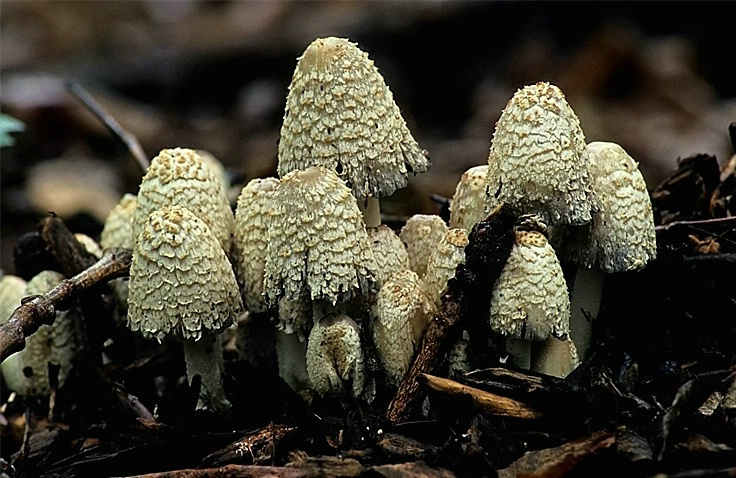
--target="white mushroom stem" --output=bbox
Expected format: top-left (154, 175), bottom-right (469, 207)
top-left (567, 266), bottom-right (603, 360)
top-left (182, 335), bottom-right (231, 412)
top-left (505, 337), bottom-right (532, 370)
top-left (359, 197), bottom-right (382, 228)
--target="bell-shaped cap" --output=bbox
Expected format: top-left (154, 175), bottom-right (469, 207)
top-left (367, 225), bottom-right (410, 287)
top-left (423, 228), bottom-right (469, 305)
top-left (100, 193), bottom-right (138, 250)
top-left (399, 214), bottom-right (448, 278)
top-left (278, 37), bottom-right (430, 200)
top-left (449, 165), bottom-right (488, 231)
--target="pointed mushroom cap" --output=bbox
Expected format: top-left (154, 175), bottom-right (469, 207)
top-left (232, 177), bottom-right (280, 313)
top-left (449, 165), bottom-right (488, 231)
top-left (132, 148), bottom-right (235, 254)
top-left (101, 193), bottom-right (138, 250)
top-left (489, 215), bottom-right (570, 341)
top-left (399, 214), bottom-right (449, 278)
top-left (278, 36), bottom-right (430, 200)
top-left (560, 141), bottom-right (657, 272)
top-left (485, 82), bottom-right (596, 226)
top-left (367, 225), bottom-right (410, 287)
top-left (264, 166), bottom-right (378, 306)
top-left (127, 205), bottom-right (242, 342)
top-left (371, 269), bottom-right (436, 387)
top-left (306, 312), bottom-right (366, 398)
top-left (423, 227), bottom-right (469, 305)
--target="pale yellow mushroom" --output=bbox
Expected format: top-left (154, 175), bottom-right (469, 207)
top-left (100, 193), bottom-right (137, 250)
top-left (399, 214), bottom-right (449, 278)
top-left (449, 165), bottom-right (488, 231)
top-left (423, 228), bottom-right (469, 306)
top-left (367, 225), bottom-right (410, 287)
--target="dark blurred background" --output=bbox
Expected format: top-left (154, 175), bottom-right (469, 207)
top-left (2, 1), bottom-right (735, 275)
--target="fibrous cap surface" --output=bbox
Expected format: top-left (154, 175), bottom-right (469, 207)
top-left (367, 225), bottom-right (410, 287)
top-left (127, 205), bottom-right (242, 342)
top-left (132, 148), bottom-right (235, 254)
top-left (485, 82), bottom-right (596, 226)
top-left (278, 36), bottom-right (430, 200)
top-left (264, 166), bottom-right (378, 306)
top-left (423, 227), bottom-right (469, 304)
top-left (450, 165), bottom-right (488, 231)
top-left (489, 217), bottom-right (570, 341)
top-left (399, 214), bottom-right (448, 278)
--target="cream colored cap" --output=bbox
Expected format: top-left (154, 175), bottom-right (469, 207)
top-left (367, 225), bottom-right (410, 287)
top-left (127, 205), bottom-right (242, 342)
top-left (449, 165), bottom-right (488, 231)
top-left (399, 214), bottom-right (448, 278)
top-left (423, 228), bottom-right (469, 305)
top-left (278, 37), bottom-right (430, 200)
top-left (100, 193), bottom-right (138, 250)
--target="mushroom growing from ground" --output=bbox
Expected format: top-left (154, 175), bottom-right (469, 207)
top-left (277, 36), bottom-right (430, 227)
top-left (489, 215), bottom-right (570, 370)
top-left (132, 148), bottom-right (235, 255)
top-left (553, 141), bottom-right (657, 359)
top-left (449, 165), bottom-right (488, 231)
top-left (127, 205), bottom-right (242, 412)
top-left (484, 82), bottom-right (597, 227)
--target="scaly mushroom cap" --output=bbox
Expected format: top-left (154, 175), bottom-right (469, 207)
top-left (449, 165), bottom-right (488, 231)
top-left (367, 225), bottom-right (410, 287)
top-left (562, 141), bottom-right (657, 272)
top-left (132, 148), bottom-right (235, 254)
top-left (371, 269), bottom-right (436, 387)
top-left (278, 36), bottom-right (430, 200)
top-left (485, 82), bottom-right (596, 226)
top-left (100, 193), bottom-right (137, 250)
top-left (306, 313), bottom-right (366, 398)
top-left (489, 215), bottom-right (570, 341)
top-left (264, 166), bottom-right (378, 306)
top-left (127, 205), bottom-right (242, 342)
top-left (423, 228), bottom-right (469, 305)
top-left (399, 214), bottom-right (449, 278)
top-left (232, 177), bottom-right (280, 313)
top-left (75, 233), bottom-right (103, 259)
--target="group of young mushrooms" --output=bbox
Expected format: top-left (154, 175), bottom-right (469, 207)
top-left (0, 37), bottom-right (657, 416)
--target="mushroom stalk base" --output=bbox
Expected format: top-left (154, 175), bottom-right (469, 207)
top-left (183, 335), bottom-right (231, 412)
top-left (506, 337), bottom-right (531, 370)
top-left (568, 266), bottom-right (603, 361)
top-left (359, 197), bottom-right (382, 228)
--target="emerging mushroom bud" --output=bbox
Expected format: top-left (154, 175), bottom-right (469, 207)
top-left (371, 269), bottom-right (436, 387)
top-left (127, 205), bottom-right (242, 411)
top-left (100, 193), bottom-right (138, 250)
top-left (367, 225), bottom-right (410, 287)
top-left (449, 165), bottom-right (488, 231)
top-left (306, 313), bottom-right (366, 398)
top-left (232, 177), bottom-right (280, 314)
top-left (423, 228), bottom-right (469, 305)
top-left (278, 37), bottom-right (430, 203)
top-left (399, 214), bottom-right (449, 278)
top-left (264, 166), bottom-right (378, 307)
top-left (132, 148), bottom-right (235, 255)
top-left (485, 82), bottom-right (596, 226)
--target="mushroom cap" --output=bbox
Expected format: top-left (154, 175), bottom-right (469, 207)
top-left (399, 214), bottom-right (449, 278)
top-left (74, 233), bottom-right (103, 259)
top-left (485, 82), bottom-right (596, 226)
top-left (278, 293), bottom-right (313, 339)
top-left (127, 205), bottom-right (242, 342)
top-left (561, 141), bottom-right (657, 272)
top-left (264, 166), bottom-right (378, 306)
top-left (423, 227), bottom-right (469, 305)
top-left (101, 193), bottom-right (138, 250)
top-left (367, 224), bottom-right (410, 287)
top-left (371, 269), bottom-right (436, 387)
top-left (449, 165), bottom-right (488, 231)
top-left (132, 148), bottom-right (235, 254)
top-left (277, 36), bottom-right (430, 200)
top-left (489, 215), bottom-right (570, 341)
top-left (306, 312), bottom-right (366, 397)
top-left (232, 177), bottom-right (280, 313)
top-left (0, 274), bottom-right (27, 321)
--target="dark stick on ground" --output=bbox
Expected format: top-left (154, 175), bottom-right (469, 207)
top-left (66, 81), bottom-right (150, 172)
top-left (0, 247), bottom-right (132, 362)
top-left (385, 204), bottom-right (516, 425)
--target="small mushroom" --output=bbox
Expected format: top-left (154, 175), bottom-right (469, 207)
top-left (423, 227), bottom-right (469, 305)
top-left (554, 141), bottom-right (657, 359)
top-left (100, 193), bottom-right (137, 250)
top-left (0, 274), bottom-right (33, 396)
top-left (306, 313), bottom-right (366, 398)
top-left (370, 269), bottom-right (436, 387)
top-left (449, 164), bottom-right (488, 231)
top-left (367, 225), bottom-right (410, 287)
top-left (277, 36), bottom-right (430, 227)
top-left (489, 215), bottom-right (570, 370)
top-left (485, 82), bottom-right (597, 226)
top-left (232, 177), bottom-right (280, 314)
top-left (127, 205), bottom-right (242, 412)
top-left (399, 214), bottom-right (449, 278)
top-left (132, 148), bottom-right (235, 255)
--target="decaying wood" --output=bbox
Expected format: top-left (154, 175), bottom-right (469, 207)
top-left (201, 423), bottom-right (296, 467)
top-left (0, 247), bottom-right (132, 362)
top-left (40, 215), bottom-right (99, 277)
top-left (386, 205), bottom-right (517, 425)
top-left (419, 373), bottom-right (542, 420)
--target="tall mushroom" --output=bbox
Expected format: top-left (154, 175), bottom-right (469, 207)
top-left (277, 36), bottom-right (430, 227)
top-left (127, 205), bottom-right (242, 412)
top-left (553, 141), bottom-right (657, 359)
top-left (484, 82), bottom-right (597, 227)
